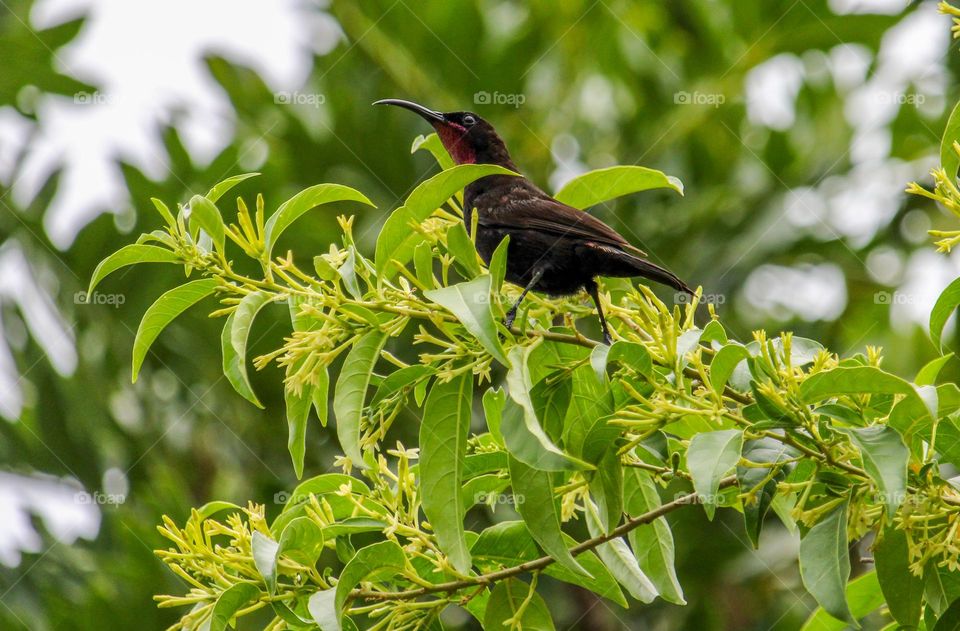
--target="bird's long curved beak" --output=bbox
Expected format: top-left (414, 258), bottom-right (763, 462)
top-left (373, 99), bottom-right (445, 124)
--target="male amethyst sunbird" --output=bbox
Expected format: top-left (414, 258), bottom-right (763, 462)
top-left (375, 98), bottom-right (693, 345)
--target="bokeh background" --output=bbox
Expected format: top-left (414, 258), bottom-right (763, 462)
top-left (2, 0), bottom-right (959, 628)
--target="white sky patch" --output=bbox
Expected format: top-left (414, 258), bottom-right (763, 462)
top-left (0, 472), bottom-right (100, 567)
top-left (740, 263), bottom-right (848, 323)
top-left (745, 54), bottom-right (805, 131)
top-left (4, 0), bottom-right (342, 249)
top-left (829, 0), bottom-right (911, 15)
top-left (891, 248), bottom-right (960, 333)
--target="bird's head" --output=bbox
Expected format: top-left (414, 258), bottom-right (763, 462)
top-left (374, 99), bottom-right (514, 168)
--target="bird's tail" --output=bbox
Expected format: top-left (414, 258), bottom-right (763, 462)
top-left (626, 255), bottom-right (694, 296)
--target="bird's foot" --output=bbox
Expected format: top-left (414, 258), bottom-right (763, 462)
top-left (504, 308), bottom-right (517, 330)
top-left (602, 332), bottom-right (613, 346)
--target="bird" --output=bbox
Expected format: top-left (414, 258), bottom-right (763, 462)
top-left (374, 98), bottom-right (694, 345)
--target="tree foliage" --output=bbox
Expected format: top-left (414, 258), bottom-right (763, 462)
top-left (94, 35), bottom-right (960, 621)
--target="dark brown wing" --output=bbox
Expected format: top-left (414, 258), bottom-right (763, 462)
top-left (477, 193), bottom-right (647, 257)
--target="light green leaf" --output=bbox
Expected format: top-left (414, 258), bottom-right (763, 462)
top-left (285, 381), bottom-right (312, 479)
top-left (209, 582), bottom-right (260, 631)
top-left (375, 164), bottom-right (517, 276)
top-left (424, 276), bottom-right (507, 365)
top-left (483, 578), bottom-right (556, 631)
top-left (916, 353), bottom-right (954, 386)
top-left (446, 222), bottom-right (481, 278)
top-left (710, 344), bottom-right (752, 394)
top-left (333, 330), bottom-right (387, 468)
top-left (931, 277), bottom-right (960, 350)
top-left (800, 570), bottom-right (882, 631)
top-left (206, 172), bottom-right (260, 202)
top-left (554, 165), bottom-right (683, 210)
top-left (942, 100), bottom-right (960, 184)
top-left (334, 541), bottom-right (406, 616)
top-left (264, 184), bottom-right (374, 257)
top-left (687, 429), bottom-right (742, 520)
top-left (590, 343), bottom-right (611, 382)
top-left (188, 195), bottom-right (226, 252)
top-left (251, 531), bottom-right (279, 593)
top-left (420, 373), bottom-right (473, 574)
top-left (225, 291), bottom-right (272, 407)
top-left (221, 314), bottom-right (262, 408)
top-left (88, 244), bottom-right (180, 295)
top-left (488, 235), bottom-right (510, 294)
top-left (308, 588), bottom-right (340, 631)
top-left (278, 517), bottom-right (325, 567)
top-left (338, 247), bottom-right (362, 299)
top-left (508, 455), bottom-right (591, 577)
top-left (624, 469), bottom-right (685, 604)
top-left (411, 132), bottom-right (453, 170)
top-left (801, 366), bottom-right (916, 402)
top-left (799, 501), bottom-right (855, 626)
top-left (590, 449), bottom-right (623, 534)
top-left (150, 197), bottom-right (176, 227)
top-left (503, 345), bottom-right (586, 471)
top-left (585, 501), bottom-right (657, 603)
top-left (132, 278), bottom-right (218, 382)
top-left (838, 426), bottom-right (907, 515)
top-left (606, 341), bottom-right (653, 380)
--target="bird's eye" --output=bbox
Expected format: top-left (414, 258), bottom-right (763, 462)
top-left (462, 114), bottom-right (476, 126)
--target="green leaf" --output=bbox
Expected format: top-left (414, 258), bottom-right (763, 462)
top-left (590, 449), bottom-right (623, 534)
top-left (424, 276), bottom-right (507, 365)
top-left (687, 429), bottom-right (742, 520)
top-left (251, 531), bottom-right (280, 593)
top-left (483, 578), bottom-right (556, 631)
top-left (799, 501), bottom-right (855, 626)
top-left (553, 165), bottom-right (683, 209)
top-left (585, 501), bottom-right (657, 603)
top-left (503, 345), bottom-right (585, 471)
top-left (209, 582), bottom-right (260, 631)
top-left (420, 373), bottom-right (473, 574)
top-left (308, 588), bottom-right (340, 631)
top-left (338, 247), bottom-right (362, 299)
top-left (590, 343), bottom-right (611, 382)
top-left (206, 172), bottom-right (260, 202)
top-left (277, 517), bottom-right (325, 567)
top-left (488, 235), bottom-right (510, 294)
top-left (445, 222), bottom-right (481, 278)
top-left (624, 469), bottom-right (685, 604)
top-left (411, 132), bottom-right (453, 170)
top-left (188, 194), bottom-right (226, 252)
top-left (333, 330), bottom-right (387, 467)
top-left (508, 455), bottom-right (591, 577)
top-left (482, 386), bottom-right (506, 445)
top-left (264, 183), bottom-right (374, 257)
top-left (470, 521), bottom-right (626, 606)
top-left (88, 244), bottom-right (179, 295)
top-left (838, 426), bottom-right (907, 515)
top-left (150, 197), bottom-right (177, 227)
top-left (710, 344), bottom-right (752, 394)
top-left (225, 291), bottom-right (272, 407)
top-left (221, 315), bottom-right (262, 408)
top-left (132, 278), bottom-right (218, 382)
top-left (801, 366), bottom-right (916, 402)
top-left (931, 277), bottom-right (960, 350)
top-left (934, 598), bottom-right (960, 631)
top-left (738, 438), bottom-right (793, 548)
top-left (334, 541), bottom-right (406, 617)
top-left (800, 571), bottom-right (883, 631)
top-left (606, 341), bottom-right (653, 380)
top-left (375, 164), bottom-right (516, 276)
top-left (874, 526), bottom-right (923, 629)
top-left (942, 100), bottom-right (960, 184)
top-left (917, 353), bottom-right (954, 386)
top-left (285, 381), bottom-right (312, 479)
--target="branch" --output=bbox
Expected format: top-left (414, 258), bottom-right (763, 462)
top-left (350, 476), bottom-right (738, 603)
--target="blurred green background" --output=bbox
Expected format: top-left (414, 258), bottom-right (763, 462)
top-left (1, 0), bottom-right (958, 628)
